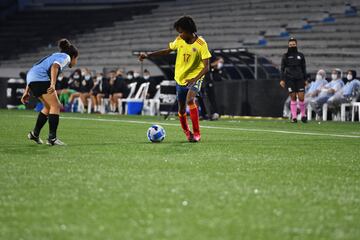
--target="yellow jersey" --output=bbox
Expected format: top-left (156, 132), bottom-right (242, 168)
top-left (169, 35), bottom-right (211, 86)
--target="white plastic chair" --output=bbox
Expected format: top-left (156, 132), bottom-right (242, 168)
top-left (142, 85), bottom-right (161, 116)
top-left (351, 102), bottom-right (360, 122)
top-left (122, 82), bottom-right (150, 114)
top-left (117, 82), bottom-right (137, 114)
top-left (307, 103), bottom-right (328, 121)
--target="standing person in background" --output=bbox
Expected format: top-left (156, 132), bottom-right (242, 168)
top-left (21, 38), bottom-right (79, 145)
top-left (280, 37), bottom-right (307, 123)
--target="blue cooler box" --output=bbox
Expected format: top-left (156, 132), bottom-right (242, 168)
top-left (127, 100), bottom-right (144, 115)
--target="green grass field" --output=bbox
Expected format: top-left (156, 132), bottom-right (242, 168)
top-left (1, 109), bottom-right (359, 240)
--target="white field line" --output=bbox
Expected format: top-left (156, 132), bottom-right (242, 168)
top-left (53, 115), bottom-right (360, 139)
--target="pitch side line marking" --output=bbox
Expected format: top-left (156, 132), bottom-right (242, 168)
top-left (55, 116), bottom-right (360, 139)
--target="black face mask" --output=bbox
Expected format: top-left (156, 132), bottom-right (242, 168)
top-left (288, 47), bottom-right (298, 54)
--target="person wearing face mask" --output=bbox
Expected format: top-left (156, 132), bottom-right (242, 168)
top-left (280, 37), bottom-right (307, 123)
top-left (55, 72), bottom-right (70, 106)
top-left (66, 69), bottom-right (83, 111)
top-left (327, 70), bottom-right (360, 112)
top-left (143, 69), bottom-right (157, 99)
top-left (309, 68), bottom-right (344, 114)
top-left (78, 69), bottom-right (94, 112)
top-left (91, 73), bottom-right (110, 113)
top-left (305, 69), bottom-right (328, 104)
top-left (109, 70), bottom-right (130, 113)
top-left (132, 70), bottom-right (145, 93)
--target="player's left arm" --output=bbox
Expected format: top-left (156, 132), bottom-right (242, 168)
top-left (21, 85), bottom-right (30, 104)
top-left (301, 54), bottom-right (307, 80)
top-left (185, 58), bottom-right (210, 84)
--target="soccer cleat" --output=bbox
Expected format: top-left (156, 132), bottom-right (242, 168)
top-left (47, 138), bottom-right (66, 146)
top-left (301, 116), bottom-right (307, 123)
top-left (28, 131), bottom-right (43, 144)
top-left (291, 118), bottom-right (297, 123)
top-left (193, 133), bottom-right (201, 142)
top-left (185, 131), bottom-right (194, 142)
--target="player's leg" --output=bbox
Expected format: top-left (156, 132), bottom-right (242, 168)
top-left (187, 80), bottom-right (202, 141)
top-left (177, 84), bottom-right (192, 141)
top-left (297, 91), bottom-right (307, 123)
top-left (41, 92), bottom-right (65, 145)
top-left (286, 79), bottom-right (298, 122)
top-left (28, 97), bottom-right (49, 144)
top-left (295, 80), bottom-right (306, 122)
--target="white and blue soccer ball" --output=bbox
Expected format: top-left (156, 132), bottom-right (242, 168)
top-left (147, 125), bottom-right (166, 143)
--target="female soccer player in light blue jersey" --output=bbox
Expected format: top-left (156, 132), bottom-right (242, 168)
top-left (21, 39), bottom-right (79, 146)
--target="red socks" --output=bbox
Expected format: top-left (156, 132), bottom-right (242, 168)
top-left (189, 103), bottom-right (200, 136)
top-left (178, 112), bottom-right (189, 133)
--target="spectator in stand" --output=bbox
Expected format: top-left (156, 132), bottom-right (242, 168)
top-left (309, 68), bottom-right (344, 114)
top-left (327, 70), bottom-right (360, 112)
top-left (90, 72), bottom-right (110, 113)
top-left (126, 70), bottom-right (134, 84)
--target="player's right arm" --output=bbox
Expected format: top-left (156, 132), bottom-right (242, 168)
top-left (138, 49), bottom-right (173, 61)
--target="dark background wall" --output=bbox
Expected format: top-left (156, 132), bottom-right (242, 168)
top-left (214, 80), bottom-right (288, 117)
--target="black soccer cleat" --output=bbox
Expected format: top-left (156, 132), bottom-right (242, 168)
top-left (291, 118), bottom-right (298, 123)
top-left (301, 116), bottom-right (307, 123)
top-left (46, 138), bottom-right (66, 146)
top-left (28, 131), bottom-right (43, 144)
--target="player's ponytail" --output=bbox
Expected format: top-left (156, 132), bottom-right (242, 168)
top-left (58, 38), bottom-right (79, 59)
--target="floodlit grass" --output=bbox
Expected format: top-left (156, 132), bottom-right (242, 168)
top-left (0, 109), bottom-right (359, 240)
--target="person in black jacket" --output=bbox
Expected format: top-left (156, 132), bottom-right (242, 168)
top-left (280, 37), bottom-right (307, 123)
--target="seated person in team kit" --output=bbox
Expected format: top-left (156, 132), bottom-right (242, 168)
top-left (66, 68), bottom-right (94, 112)
top-left (109, 70), bottom-right (130, 113)
top-left (91, 73), bottom-right (110, 113)
top-left (309, 68), bottom-right (344, 114)
top-left (305, 69), bottom-right (328, 104)
top-left (280, 37), bottom-right (307, 123)
top-left (21, 38), bottom-right (79, 145)
top-left (55, 72), bottom-right (70, 106)
top-left (327, 70), bottom-right (360, 111)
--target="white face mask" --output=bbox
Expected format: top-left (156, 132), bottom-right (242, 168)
top-left (127, 75), bottom-right (133, 80)
top-left (315, 74), bottom-right (323, 81)
top-left (85, 75), bottom-right (91, 81)
top-left (217, 62), bottom-right (223, 69)
top-left (73, 74), bottom-right (80, 79)
top-left (133, 72), bottom-right (140, 78)
top-left (331, 74), bottom-right (338, 81)
top-left (144, 75), bottom-right (150, 80)
top-left (58, 76), bottom-right (63, 81)
top-left (347, 74), bottom-right (353, 81)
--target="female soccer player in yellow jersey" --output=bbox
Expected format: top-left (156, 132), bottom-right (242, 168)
top-left (139, 16), bottom-right (211, 142)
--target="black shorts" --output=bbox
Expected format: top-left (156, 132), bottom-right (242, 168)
top-left (29, 81), bottom-right (50, 98)
top-left (285, 79), bottom-right (305, 93)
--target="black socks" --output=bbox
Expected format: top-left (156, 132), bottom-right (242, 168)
top-left (33, 112), bottom-right (48, 137)
top-left (48, 114), bottom-right (59, 140)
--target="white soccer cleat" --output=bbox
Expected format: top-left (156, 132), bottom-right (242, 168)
top-left (27, 131), bottom-right (43, 144)
top-left (46, 138), bottom-right (66, 146)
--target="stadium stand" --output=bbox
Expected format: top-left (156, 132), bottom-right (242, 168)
top-left (0, 0), bottom-right (359, 77)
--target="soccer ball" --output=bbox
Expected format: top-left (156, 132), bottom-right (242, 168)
top-left (147, 125), bottom-right (166, 143)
